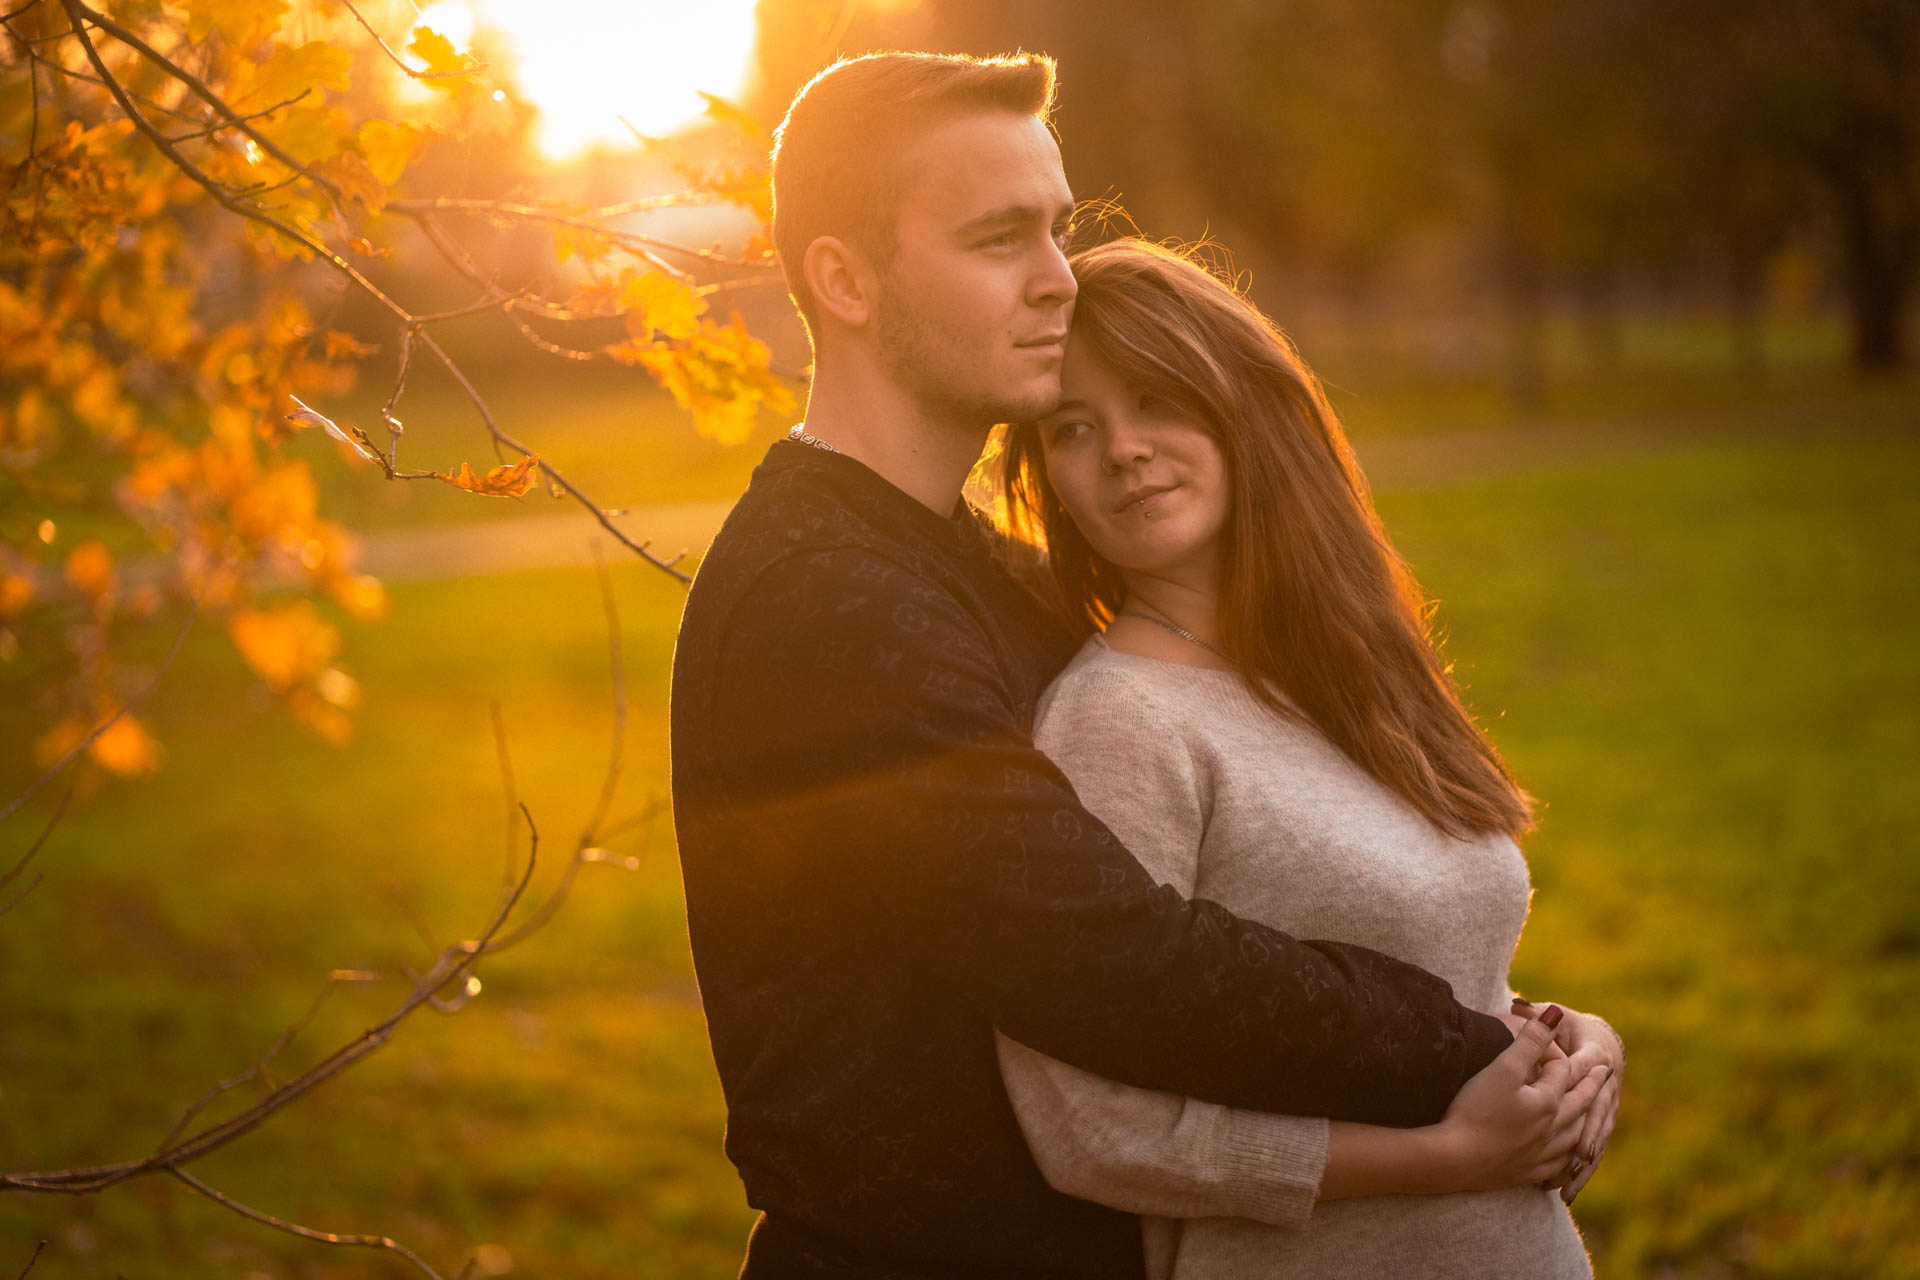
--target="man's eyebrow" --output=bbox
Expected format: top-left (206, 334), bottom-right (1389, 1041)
top-left (955, 201), bottom-right (1078, 236)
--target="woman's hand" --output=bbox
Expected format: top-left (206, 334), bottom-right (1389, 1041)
top-left (1513, 997), bottom-right (1624, 1204)
top-left (1434, 1006), bottom-right (1610, 1193)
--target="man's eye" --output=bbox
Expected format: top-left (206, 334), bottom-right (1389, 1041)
top-left (980, 231), bottom-right (1017, 249)
top-left (1051, 222), bottom-right (1073, 248)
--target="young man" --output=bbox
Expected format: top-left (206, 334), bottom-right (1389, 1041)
top-left (669, 52), bottom-right (1515, 1279)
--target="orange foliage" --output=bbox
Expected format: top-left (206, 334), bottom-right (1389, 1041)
top-left (1, 0), bottom-right (788, 786)
top-left (440, 454), bottom-right (542, 498)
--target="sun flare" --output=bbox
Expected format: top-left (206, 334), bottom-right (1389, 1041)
top-left (409, 0), bottom-right (762, 159)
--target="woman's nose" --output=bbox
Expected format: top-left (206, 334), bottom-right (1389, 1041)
top-left (1101, 426), bottom-right (1152, 475)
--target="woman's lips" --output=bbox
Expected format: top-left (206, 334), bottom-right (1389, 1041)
top-left (1112, 484), bottom-right (1175, 515)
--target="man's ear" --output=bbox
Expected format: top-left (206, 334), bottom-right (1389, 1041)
top-left (803, 235), bottom-right (876, 330)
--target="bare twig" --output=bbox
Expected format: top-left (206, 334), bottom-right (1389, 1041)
top-left (168, 1168), bottom-right (450, 1280)
top-left (591, 794), bottom-right (670, 847)
top-left (64, 0), bottom-right (346, 204)
top-left (13, 1238), bottom-right (45, 1280)
top-left (491, 700), bottom-right (518, 890)
top-left (579, 544), bottom-right (627, 844)
top-left (0, 825), bottom-right (538, 1194)
top-left (471, 563), bottom-right (644, 956)
top-left (335, 0), bottom-right (482, 83)
top-left (149, 970), bottom-right (370, 1154)
top-left (60, 6), bottom-right (697, 583)
top-left (0, 787), bottom-right (69, 920)
top-left (0, 598), bottom-right (200, 825)
top-left (388, 197), bottom-right (754, 273)
top-left (163, 88), bottom-right (310, 143)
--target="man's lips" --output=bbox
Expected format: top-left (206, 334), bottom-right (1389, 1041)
top-left (1112, 484), bottom-right (1174, 514)
top-left (1015, 332), bottom-right (1068, 353)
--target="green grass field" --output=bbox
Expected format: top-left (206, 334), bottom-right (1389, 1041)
top-left (2, 372), bottom-right (1917, 1277)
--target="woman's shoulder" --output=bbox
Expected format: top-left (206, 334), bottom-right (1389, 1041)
top-left (1036, 634), bottom-right (1252, 739)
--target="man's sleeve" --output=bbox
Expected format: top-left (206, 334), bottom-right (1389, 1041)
top-left (702, 546), bottom-right (1510, 1125)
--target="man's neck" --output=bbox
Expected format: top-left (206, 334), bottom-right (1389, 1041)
top-left (794, 371), bottom-right (990, 517)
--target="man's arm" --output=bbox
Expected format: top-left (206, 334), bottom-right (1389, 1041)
top-left (696, 546), bottom-right (1510, 1125)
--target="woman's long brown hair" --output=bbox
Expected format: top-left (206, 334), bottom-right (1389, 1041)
top-left (1000, 238), bottom-right (1534, 841)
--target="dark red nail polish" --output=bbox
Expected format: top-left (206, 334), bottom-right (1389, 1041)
top-left (1540, 1004), bottom-right (1565, 1029)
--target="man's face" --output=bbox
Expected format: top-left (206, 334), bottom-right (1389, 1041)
top-left (871, 111), bottom-right (1078, 428)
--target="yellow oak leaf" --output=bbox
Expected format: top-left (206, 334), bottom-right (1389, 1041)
top-left (186, 0), bottom-right (288, 45)
top-left (247, 41), bottom-right (351, 110)
top-left (357, 120), bottom-right (431, 186)
top-left (407, 26), bottom-right (476, 81)
top-left (313, 149), bottom-right (385, 213)
top-left (620, 271), bottom-right (707, 341)
top-left (439, 454), bottom-right (539, 498)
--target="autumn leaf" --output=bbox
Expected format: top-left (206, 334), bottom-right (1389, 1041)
top-left (620, 270), bottom-right (707, 340)
top-left (312, 149), bottom-right (386, 213)
top-left (323, 331), bottom-right (378, 360)
top-left (64, 540), bottom-right (115, 598)
top-left (286, 394), bottom-right (382, 463)
top-left (698, 92), bottom-right (770, 142)
top-left (230, 601), bottom-right (341, 692)
top-left (439, 454), bottom-right (540, 498)
top-left (186, 0), bottom-right (288, 45)
top-left (89, 714), bottom-right (164, 777)
top-left (246, 41), bottom-right (351, 110)
top-left (357, 120), bottom-right (432, 186)
top-left (408, 26), bottom-right (478, 81)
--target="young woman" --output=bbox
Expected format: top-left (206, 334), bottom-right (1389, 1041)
top-left (994, 238), bottom-right (1623, 1278)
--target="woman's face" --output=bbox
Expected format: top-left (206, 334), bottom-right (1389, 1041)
top-left (1037, 336), bottom-right (1230, 589)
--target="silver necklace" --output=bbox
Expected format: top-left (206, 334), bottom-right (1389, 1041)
top-left (1118, 604), bottom-right (1230, 661)
top-left (787, 424), bottom-right (835, 453)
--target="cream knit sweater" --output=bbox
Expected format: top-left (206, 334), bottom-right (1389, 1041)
top-left (996, 636), bottom-right (1591, 1278)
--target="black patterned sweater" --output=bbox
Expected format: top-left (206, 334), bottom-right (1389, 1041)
top-left (668, 440), bottom-right (1513, 1279)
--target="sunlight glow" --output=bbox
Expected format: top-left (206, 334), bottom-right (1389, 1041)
top-left (409, 0), bottom-right (761, 159)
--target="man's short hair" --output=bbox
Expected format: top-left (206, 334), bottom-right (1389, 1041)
top-left (771, 51), bottom-right (1058, 340)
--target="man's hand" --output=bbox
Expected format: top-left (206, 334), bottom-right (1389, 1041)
top-left (1435, 1006), bottom-right (1609, 1193)
top-left (1512, 996), bottom-right (1623, 1204)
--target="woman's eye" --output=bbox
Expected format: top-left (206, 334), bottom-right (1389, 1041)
top-left (1047, 420), bottom-right (1090, 445)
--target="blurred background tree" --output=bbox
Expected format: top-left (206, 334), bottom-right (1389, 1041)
top-left (751, 0), bottom-right (1918, 388)
top-left (2, 0), bottom-right (791, 799)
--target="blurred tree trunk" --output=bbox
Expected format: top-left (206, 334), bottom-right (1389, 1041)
top-left (1811, 135), bottom-right (1916, 370)
top-left (1498, 206), bottom-right (1547, 410)
top-left (1727, 241), bottom-right (1769, 380)
top-left (1577, 264), bottom-right (1623, 377)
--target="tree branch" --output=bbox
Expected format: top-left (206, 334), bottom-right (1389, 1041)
top-left (335, 0), bottom-right (482, 83)
top-left (0, 599), bottom-right (200, 825)
top-left (0, 818), bottom-right (538, 1194)
top-left (0, 788), bottom-right (68, 919)
top-left (58, 1), bottom-right (699, 584)
top-left (168, 1168), bottom-right (452, 1280)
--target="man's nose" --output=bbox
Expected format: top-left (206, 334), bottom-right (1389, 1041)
top-left (1031, 237), bottom-right (1077, 308)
